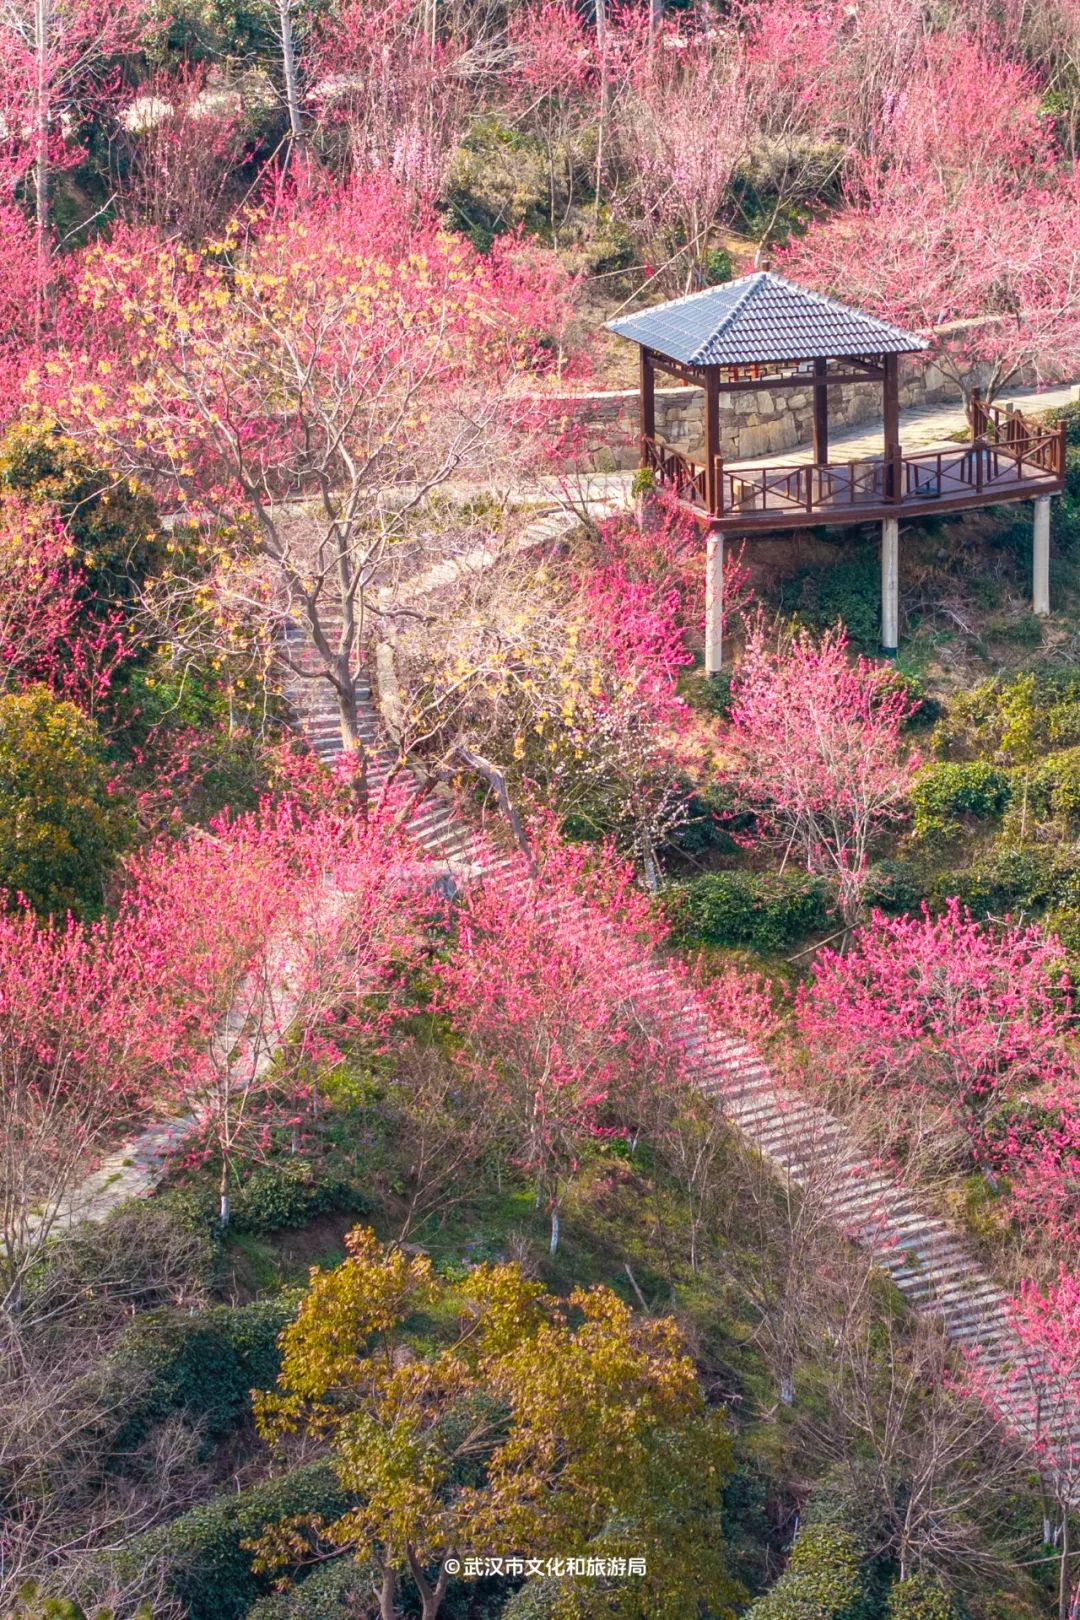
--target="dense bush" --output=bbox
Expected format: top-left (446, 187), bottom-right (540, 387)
top-left (246, 1559), bottom-right (378, 1619)
top-left (110, 1296), bottom-right (295, 1451)
top-left (155, 1158), bottom-right (369, 1240)
top-left (117, 1462), bottom-right (351, 1620)
top-left (1022, 746), bottom-right (1080, 824)
top-left (668, 869), bottom-right (831, 954)
top-left (0, 422), bottom-right (161, 608)
top-left (931, 671), bottom-right (1080, 766)
top-left (885, 1573), bottom-right (960, 1620)
top-left (862, 860), bottom-right (926, 915)
top-left (910, 761), bottom-right (1012, 839)
top-left (747, 1524), bottom-right (869, 1619)
top-left (926, 845), bottom-right (1067, 918)
top-left (0, 685), bottom-right (129, 916)
top-left (793, 545), bottom-right (880, 648)
top-left (230, 1158), bottom-right (370, 1235)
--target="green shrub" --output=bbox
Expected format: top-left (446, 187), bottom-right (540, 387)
top-left (748, 1524), bottom-right (868, 1619)
top-left (0, 685), bottom-right (129, 916)
top-left (687, 667), bottom-right (735, 717)
top-left (1044, 401), bottom-right (1080, 449)
top-left (0, 422), bottom-right (161, 607)
top-left (1022, 747), bottom-right (1080, 825)
top-left (911, 761), bottom-right (1012, 839)
top-left (110, 1296), bottom-right (295, 1451)
top-left (793, 545), bottom-right (880, 648)
top-left (230, 1158), bottom-right (369, 1235)
top-left (246, 1559), bottom-right (377, 1619)
top-left (668, 869), bottom-right (831, 954)
top-left (862, 860), bottom-right (925, 914)
top-left (12, 1585), bottom-right (154, 1619)
top-left (705, 246), bottom-right (734, 284)
top-left (117, 1461), bottom-right (351, 1620)
top-left (886, 1572), bottom-right (960, 1620)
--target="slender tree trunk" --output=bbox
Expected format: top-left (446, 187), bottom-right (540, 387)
top-left (377, 1564), bottom-right (397, 1620)
top-left (33, 0), bottom-right (50, 344)
top-left (277, 0), bottom-right (304, 153)
top-left (1060, 1509), bottom-right (1073, 1620)
top-left (219, 1159), bottom-right (231, 1228)
top-left (593, 0), bottom-right (607, 227)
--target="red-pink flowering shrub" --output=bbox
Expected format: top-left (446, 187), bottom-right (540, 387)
top-left (434, 827), bottom-right (687, 1251)
top-left (0, 497), bottom-right (80, 693)
top-left (0, 902), bottom-right (162, 1307)
top-left (119, 793), bottom-right (432, 1222)
top-left (724, 624), bottom-right (918, 922)
top-left (116, 66), bottom-right (248, 243)
top-left (797, 899), bottom-right (1074, 1151)
top-left (582, 506), bottom-right (751, 640)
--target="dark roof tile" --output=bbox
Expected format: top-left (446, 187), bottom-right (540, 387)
top-left (606, 273), bottom-right (927, 365)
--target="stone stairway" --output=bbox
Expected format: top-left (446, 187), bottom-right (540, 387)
top-left (282, 585), bottom-right (1059, 1450)
top-left (71, 497), bottom-right (1058, 1456)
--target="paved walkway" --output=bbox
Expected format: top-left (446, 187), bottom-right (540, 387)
top-left (738, 379), bottom-right (1078, 470)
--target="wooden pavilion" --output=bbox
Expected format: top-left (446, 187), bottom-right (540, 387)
top-left (607, 272), bottom-right (1065, 664)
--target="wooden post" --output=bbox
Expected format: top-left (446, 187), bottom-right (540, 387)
top-left (704, 366), bottom-right (721, 515)
top-left (882, 352), bottom-right (900, 499)
top-left (812, 357), bottom-right (829, 466)
top-left (881, 517), bottom-right (899, 657)
top-left (639, 346), bottom-right (655, 466)
top-left (705, 529), bottom-right (724, 675)
top-left (1033, 496), bottom-right (1051, 616)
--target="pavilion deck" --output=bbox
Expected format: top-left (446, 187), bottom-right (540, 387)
top-left (644, 398), bottom-right (1066, 532)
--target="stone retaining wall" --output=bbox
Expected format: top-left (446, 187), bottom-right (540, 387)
top-left (549, 352), bottom-right (964, 472)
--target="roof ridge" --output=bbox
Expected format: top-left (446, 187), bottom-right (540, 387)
top-left (611, 269), bottom-right (765, 324)
top-left (686, 272), bottom-right (766, 365)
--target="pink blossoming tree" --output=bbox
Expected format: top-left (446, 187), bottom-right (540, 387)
top-left (724, 624), bottom-right (918, 923)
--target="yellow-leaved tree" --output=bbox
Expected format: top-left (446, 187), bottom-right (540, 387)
top-left (251, 1227), bottom-right (740, 1620)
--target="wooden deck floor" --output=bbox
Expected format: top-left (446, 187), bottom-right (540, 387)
top-left (653, 438), bottom-right (1064, 533)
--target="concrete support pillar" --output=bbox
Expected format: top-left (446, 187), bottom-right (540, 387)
top-left (881, 517), bottom-right (899, 657)
top-left (1033, 496), bottom-right (1051, 617)
top-left (705, 529), bottom-right (724, 675)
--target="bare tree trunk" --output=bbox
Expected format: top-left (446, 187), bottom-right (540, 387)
top-left (377, 1564), bottom-right (397, 1620)
top-left (33, 0), bottom-right (50, 344)
top-left (277, 0), bottom-right (304, 154)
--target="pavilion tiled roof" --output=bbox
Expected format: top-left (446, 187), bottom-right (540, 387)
top-left (606, 272), bottom-right (927, 366)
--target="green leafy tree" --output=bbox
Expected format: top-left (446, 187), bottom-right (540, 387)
top-left (0, 685), bottom-right (128, 917)
top-left (253, 1228), bottom-right (739, 1620)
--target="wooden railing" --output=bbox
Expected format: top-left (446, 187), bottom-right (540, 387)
top-left (971, 393), bottom-right (1066, 479)
top-left (642, 435), bottom-right (709, 511)
top-left (642, 417), bottom-right (1065, 523)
